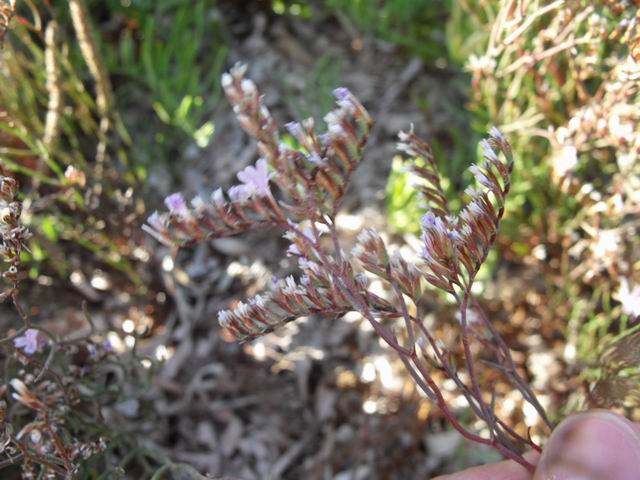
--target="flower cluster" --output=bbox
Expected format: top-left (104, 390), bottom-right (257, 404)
top-left (145, 64), bottom-right (373, 245)
top-left (6, 339), bottom-right (112, 475)
top-left (0, 168), bottom-right (124, 477)
top-left (0, 0), bottom-right (15, 48)
top-left (220, 231), bottom-right (400, 341)
top-left (222, 63), bottom-right (372, 219)
top-left (397, 126), bottom-right (449, 217)
top-left (221, 63), bottom-right (280, 165)
top-left (219, 276), bottom-right (355, 342)
top-left (143, 158), bottom-right (281, 245)
top-left (407, 129), bottom-right (513, 293)
top-left (146, 66), bottom-right (549, 470)
top-left (0, 174), bottom-right (31, 299)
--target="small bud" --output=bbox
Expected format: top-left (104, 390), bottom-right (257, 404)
top-left (64, 166), bottom-right (87, 187)
top-left (147, 212), bottom-right (164, 231)
top-left (489, 126), bottom-right (506, 143)
top-left (240, 78), bottom-right (257, 95)
top-left (221, 73), bottom-right (233, 88)
top-left (190, 195), bottom-right (207, 212)
top-left (479, 139), bottom-right (498, 163)
top-left (211, 188), bottom-right (225, 206)
top-left (228, 185), bottom-right (250, 203)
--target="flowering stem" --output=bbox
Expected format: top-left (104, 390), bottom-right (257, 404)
top-left (471, 297), bottom-right (554, 431)
top-left (459, 281), bottom-right (497, 438)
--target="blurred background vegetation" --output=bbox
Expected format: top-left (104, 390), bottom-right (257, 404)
top-left (1, 0), bottom-right (639, 478)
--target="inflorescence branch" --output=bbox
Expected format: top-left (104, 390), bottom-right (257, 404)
top-left (145, 64), bottom-right (552, 471)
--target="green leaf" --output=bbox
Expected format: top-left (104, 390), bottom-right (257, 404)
top-left (40, 216), bottom-right (60, 242)
top-left (193, 121), bottom-right (215, 148)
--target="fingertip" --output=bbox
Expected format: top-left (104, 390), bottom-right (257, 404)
top-left (433, 451), bottom-right (539, 480)
top-left (534, 411), bottom-right (640, 480)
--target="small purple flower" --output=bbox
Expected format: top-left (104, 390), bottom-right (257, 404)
top-left (324, 111), bottom-right (341, 127)
top-left (421, 212), bottom-right (437, 230)
top-left (287, 244), bottom-right (301, 257)
top-left (102, 339), bottom-right (113, 352)
top-left (285, 121), bottom-right (303, 138)
top-left (14, 329), bottom-right (45, 355)
top-left (218, 310), bottom-right (232, 328)
top-left (164, 193), bottom-right (190, 217)
top-left (252, 294), bottom-right (267, 309)
top-left (281, 275), bottom-right (302, 295)
top-left (422, 213), bottom-right (447, 238)
top-left (447, 229), bottom-right (465, 244)
top-left (236, 158), bottom-right (271, 197)
top-left (333, 87), bottom-right (352, 101)
top-left (334, 88), bottom-right (356, 113)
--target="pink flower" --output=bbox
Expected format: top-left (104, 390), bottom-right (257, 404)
top-left (14, 329), bottom-right (45, 355)
top-left (236, 159), bottom-right (271, 197)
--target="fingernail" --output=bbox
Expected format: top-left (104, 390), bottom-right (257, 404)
top-left (535, 411), bottom-right (640, 480)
